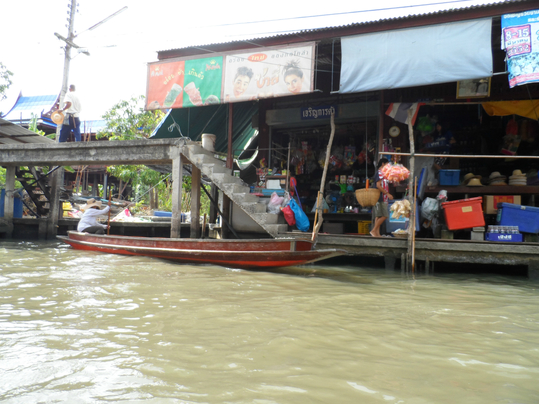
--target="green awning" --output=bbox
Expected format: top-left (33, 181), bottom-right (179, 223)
top-left (150, 102), bottom-right (258, 156)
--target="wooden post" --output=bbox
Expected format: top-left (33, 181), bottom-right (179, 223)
top-left (171, 152), bottom-right (183, 238)
top-left (47, 168), bottom-right (63, 240)
top-left (209, 183), bottom-right (218, 225)
top-left (227, 103), bottom-right (234, 169)
top-left (190, 165), bottom-right (201, 238)
top-left (221, 194), bottom-right (231, 239)
top-left (4, 166), bottom-right (16, 238)
top-left (312, 112), bottom-right (336, 241)
top-left (406, 109), bottom-right (415, 270)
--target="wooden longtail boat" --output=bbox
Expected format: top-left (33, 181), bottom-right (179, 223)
top-left (57, 231), bottom-right (347, 270)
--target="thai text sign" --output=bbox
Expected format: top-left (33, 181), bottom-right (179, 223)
top-left (300, 106), bottom-right (338, 120)
top-left (146, 43), bottom-right (315, 110)
top-left (502, 9), bottom-right (539, 88)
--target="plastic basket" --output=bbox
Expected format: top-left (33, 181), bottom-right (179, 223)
top-left (355, 188), bottom-right (380, 208)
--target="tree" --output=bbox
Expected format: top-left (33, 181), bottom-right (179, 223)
top-left (0, 62), bottom-right (13, 115)
top-left (98, 96), bottom-right (166, 209)
top-left (98, 95), bottom-right (165, 141)
top-left (98, 96), bottom-right (211, 216)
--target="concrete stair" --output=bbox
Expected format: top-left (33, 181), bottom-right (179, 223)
top-left (181, 142), bottom-right (287, 237)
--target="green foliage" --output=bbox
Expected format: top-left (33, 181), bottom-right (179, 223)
top-left (99, 95), bottom-right (211, 217)
top-left (0, 62), bottom-right (13, 104)
top-left (29, 114), bottom-right (46, 137)
top-left (97, 95), bottom-right (165, 141)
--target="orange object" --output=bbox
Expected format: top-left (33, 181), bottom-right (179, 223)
top-left (366, 179), bottom-right (369, 189)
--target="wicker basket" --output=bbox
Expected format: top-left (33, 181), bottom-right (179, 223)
top-left (355, 188), bottom-right (380, 208)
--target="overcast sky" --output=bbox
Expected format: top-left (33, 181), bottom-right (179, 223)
top-left (0, 0), bottom-right (506, 120)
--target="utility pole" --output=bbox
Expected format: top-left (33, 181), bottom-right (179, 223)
top-left (56, 0), bottom-right (78, 142)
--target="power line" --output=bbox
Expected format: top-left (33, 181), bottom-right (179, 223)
top-left (204, 0), bottom-right (490, 28)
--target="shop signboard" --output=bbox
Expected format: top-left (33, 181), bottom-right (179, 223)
top-left (146, 43), bottom-right (315, 110)
top-left (300, 105), bottom-right (338, 121)
top-left (501, 9), bottom-right (539, 88)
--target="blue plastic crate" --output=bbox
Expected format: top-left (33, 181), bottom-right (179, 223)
top-left (496, 203), bottom-right (539, 234)
top-left (438, 169), bottom-right (460, 186)
top-left (485, 233), bottom-right (523, 242)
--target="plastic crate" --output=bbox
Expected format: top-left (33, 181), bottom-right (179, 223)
top-left (386, 218), bottom-right (408, 233)
top-left (357, 220), bottom-right (371, 234)
top-left (441, 196), bottom-right (485, 230)
top-left (496, 203), bottom-right (539, 234)
top-left (485, 233), bottom-right (523, 242)
top-left (438, 169), bottom-right (460, 186)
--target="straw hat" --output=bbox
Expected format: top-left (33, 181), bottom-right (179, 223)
top-left (488, 171), bottom-right (507, 185)
top-left (489, 171), bottom-right (504, 180)
top-left (51, 110), bottom-right (64, 124)
top-left (510, 169), bottom-right (526, 177)
top-left (466, 178), bottom-right (484, 187)
top-left (80, 198), bottom-right (102, 211)
top-left (462, 173), bottom-right (482, 185)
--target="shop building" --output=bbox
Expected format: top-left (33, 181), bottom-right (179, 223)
top-left (148, 0), bottom-right (539, 243)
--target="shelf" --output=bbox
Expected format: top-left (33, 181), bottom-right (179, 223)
top-left (307, 212), bottom-right (371, 222)
top-left (424, 186), bottom-right (539, 195)
top-left (395, 185), bottom-right (539, 194)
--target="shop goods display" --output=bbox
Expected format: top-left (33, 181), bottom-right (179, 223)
top-left (461, 173), bottom-right (482, 185)
top-left (390, 199), bottom-right (411, 219)
top-left (392, 229), bottom-right (408, 238)
top-left (466, 178), bottom-right (484, 187)
top-left (487, 171), bottom-right (507, 186)
top-left (508, 169), bottom-right (527, 186)
top-left (496, 202), bottom-right (539, 234)
top-left (441, 196), bottom-right (485, 231)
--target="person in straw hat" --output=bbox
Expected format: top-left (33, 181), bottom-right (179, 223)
top-left (59, 84), bottom-right (82, 142)
top-left (77, 198), bottom-right (111, 234)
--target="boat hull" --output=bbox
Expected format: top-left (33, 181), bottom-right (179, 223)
top-left (58, 232), bottom-right (347, 270)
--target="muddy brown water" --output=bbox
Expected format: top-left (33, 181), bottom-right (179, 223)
top-left (1, 241), bottom-right (538, 403)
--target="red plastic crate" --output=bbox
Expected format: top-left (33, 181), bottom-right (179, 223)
top-left (441, 196), bottom-right (485, 231)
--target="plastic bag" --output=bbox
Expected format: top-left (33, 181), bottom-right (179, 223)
top-left (281, 205), bottom-right (296, 226)
top-left (268, 192), bottom-right (284, 214)
top-left (289, 199), bottom-right (310, 232)
top-left (421, 197), bottom-right (439, 221)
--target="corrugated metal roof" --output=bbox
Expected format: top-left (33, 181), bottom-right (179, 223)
top-left (1, 94), bottom-right (57, 122)
top-left (157, 0), bottom-right (522, 54)
top-left (0, 118), bottom-right (54, 145)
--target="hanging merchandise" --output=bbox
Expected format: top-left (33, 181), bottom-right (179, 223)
top-left (305, 150), bottom-right (318, 174)
top-left (381, 163), bottom-right (410, 184)
top-left (343, 145), bottom-right (357, 169)
top-left (501, 118), bottom-right (521, 155)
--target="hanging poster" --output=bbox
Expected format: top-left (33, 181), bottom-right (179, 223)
top-left (501, 9), bottom-right (539, 88)
top-left (223, 43), bottom-right (315, 103)
top-left (146, 42), bottom-right (315, 110)
top-left (146, 56), bottom-right (223, 110)
top-left (146, 60), bottom-right (185, 110)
